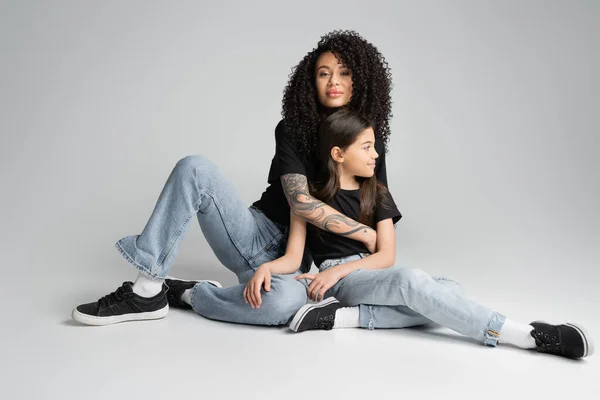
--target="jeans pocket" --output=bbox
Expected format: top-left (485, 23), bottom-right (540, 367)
top-left (249, 233), bottom-right (286, 269)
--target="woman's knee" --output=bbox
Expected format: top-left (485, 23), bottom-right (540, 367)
top-left (173, 154), bottom-right (217, 178)
top-left (169, 155), bottom-right (223, 195)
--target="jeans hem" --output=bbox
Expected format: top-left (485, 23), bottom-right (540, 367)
top-left (190, 284), bottom-right (199, 314)
top-left (483, 313), bottom-right (506, 347)
top-left (359, 304), bottom-right (375, 330)
top-left (115, 239), bottom-right (163, 280)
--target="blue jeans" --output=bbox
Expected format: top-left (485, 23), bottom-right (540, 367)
top-left (319, 254), bottom-right (506, 346)
top-left (115, 155), bottom-right (310, 325)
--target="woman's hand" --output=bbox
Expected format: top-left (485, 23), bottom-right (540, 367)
top-left (295, 267), bottom-right (343, 302)
top-left (243, 264), bottom-right (271, 308)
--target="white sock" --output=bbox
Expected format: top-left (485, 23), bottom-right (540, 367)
top-left (499, 319), bottom-right (536, 349)
top-left (132, 273), bottom-right (164, 298)
top-left (181, 289), bottom-right (193, 306)
top-left (333, 306), bottom-right (360, 329)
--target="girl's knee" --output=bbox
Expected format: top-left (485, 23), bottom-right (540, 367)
top-left (434, 276), bottom-right (465, 295)
top-left (394, 267), bottom-right (429, 283)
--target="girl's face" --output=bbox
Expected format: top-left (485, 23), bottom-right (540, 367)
top-left (315, 51), bottom-right (353, 109)
top-left (333, 127), bottom-right (379, 178)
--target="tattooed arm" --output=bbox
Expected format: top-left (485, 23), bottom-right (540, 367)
top-left (281, 173), bottom-right (377, 252)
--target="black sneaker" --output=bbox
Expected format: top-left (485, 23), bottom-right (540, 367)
top-left (289, 297), bottom-right (341, 332)
top-left (72, 281), bottom-right (169, 326)
top-left (164, 276), bottom-right (222, 309)
top-left (530, 321), bottom-right (594, 359)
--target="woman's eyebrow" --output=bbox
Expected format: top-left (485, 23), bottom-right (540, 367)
top-left (316, 64), bottom-right (347, 70)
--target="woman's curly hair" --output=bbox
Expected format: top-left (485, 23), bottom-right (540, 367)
top-left (281, 30), bottom-right (393, 156)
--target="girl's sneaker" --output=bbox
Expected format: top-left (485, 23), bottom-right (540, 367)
top-left (289, 297), bottom-right (341, 332)
top-left (530, 321), bottom-right (594, 359)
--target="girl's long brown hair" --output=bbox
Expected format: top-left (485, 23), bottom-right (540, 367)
top-left (310, 108), bottom-right (394, 228)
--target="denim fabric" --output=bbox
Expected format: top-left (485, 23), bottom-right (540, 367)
top-left (116, 155), bottom-right (309, 325)
top-left (320, 254), bottom-right (505, 346)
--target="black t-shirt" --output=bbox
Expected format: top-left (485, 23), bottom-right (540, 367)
top-left (252, 119), bottom-right (390, 227)
top-left (306, 188), bottom-right (402, 267)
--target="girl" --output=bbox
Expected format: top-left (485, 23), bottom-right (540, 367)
top-left (71, 31), bottom-right (393, 327)
top-left (248, 108), bottom-right (594, 360)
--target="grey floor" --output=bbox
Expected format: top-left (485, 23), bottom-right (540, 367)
top-left (4, 241), bottom-right (599, 399)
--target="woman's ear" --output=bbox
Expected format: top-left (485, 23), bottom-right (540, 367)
top-left (330, 146), bottom-right (344, 163)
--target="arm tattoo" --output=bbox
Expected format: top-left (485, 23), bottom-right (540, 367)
top-left (281, 173), bottom-right (326, 219)
top-left (322, 214), bottom-right (368, 237)
top-left (281, 173), bottom-right (375, 236)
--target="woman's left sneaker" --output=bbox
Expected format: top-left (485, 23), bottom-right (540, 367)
top-left (164, 276), bottom-right (222, 309)
top-left (530, 321), bottom-right (594, 359)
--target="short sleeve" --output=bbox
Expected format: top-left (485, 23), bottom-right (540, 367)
top-left (275, 120), bottom-right (307, 177)
top-left (375, 190), bottom-right (402, 225)
top-left (375, 139), bottom-right (388, 186)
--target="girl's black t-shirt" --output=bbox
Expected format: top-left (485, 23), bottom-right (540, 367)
top-left (252, 119), bottom-right (401, 267)
top-left (252, 120), bottom-right (391, 226)
top-left (306, 188), bottom-right (402, 267)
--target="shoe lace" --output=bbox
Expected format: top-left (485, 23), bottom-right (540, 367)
top-left (315, 315), bottom-right (335, 331)
top-left (533, 329), bottom-right (561, 353)
top-left (98, 283), bottom-right (128, 308)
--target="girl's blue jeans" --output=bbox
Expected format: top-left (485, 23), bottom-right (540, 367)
top-left (319, 254), bottom-right (506, 346)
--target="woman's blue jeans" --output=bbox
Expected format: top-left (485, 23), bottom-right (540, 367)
top-left (115, 155), bottom-right (310, 326)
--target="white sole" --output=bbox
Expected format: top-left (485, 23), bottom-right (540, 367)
top-left (289, 297), bottom-right (339, 332)
top-left (165, 275), bottom-right (223, 288)
top-left (71, 304), bottom-right (169, 326)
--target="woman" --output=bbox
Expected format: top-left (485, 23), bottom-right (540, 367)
top-left (71, 30), bottom-right (394, 327)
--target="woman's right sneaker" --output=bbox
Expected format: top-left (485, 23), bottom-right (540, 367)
top-left (530, 321), bottom-right (594, 359)
top-left (71, 281), bottom-right (169, 326)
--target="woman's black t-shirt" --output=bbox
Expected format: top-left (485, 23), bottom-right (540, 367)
top-left (252, 120), bottom-right (391, 226)
top-left (306, 188), bottom-right (402, 267)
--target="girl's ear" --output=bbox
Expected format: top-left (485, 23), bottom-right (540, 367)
top-left (330, 146), bottom-right (344, 163)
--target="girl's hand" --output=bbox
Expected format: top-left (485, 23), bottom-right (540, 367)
top-left (364, 229), bottom-right (377, 253)
top-left (243, 264), bottom-right (271, 309)
top-left (295, 268), bottom-right (343, 302)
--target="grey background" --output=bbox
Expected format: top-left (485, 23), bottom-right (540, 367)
top-left (1, 1), bottom-right (598, 399)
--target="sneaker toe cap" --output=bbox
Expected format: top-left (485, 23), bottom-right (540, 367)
top-left (76, 302), bottom-right (100, 316)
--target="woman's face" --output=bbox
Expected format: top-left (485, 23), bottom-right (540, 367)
top-left (315, 51), bottom-right (353, 109)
